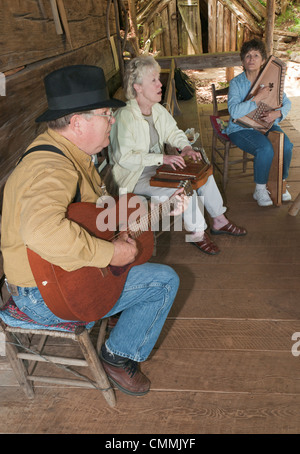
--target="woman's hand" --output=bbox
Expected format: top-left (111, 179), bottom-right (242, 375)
top-left (253, 85), bottom-right (270, 104)
top-left (110, 232), bottom-right (138, 266)
top-left (181, 146), bottom-right (202, 162)
top-left (260, 109), bottom-right (281, 123)
top-left (163, 154), bottom-right (186, 170)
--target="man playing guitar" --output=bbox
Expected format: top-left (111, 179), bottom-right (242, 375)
top-left (0, 65), bottom-right (185, 397)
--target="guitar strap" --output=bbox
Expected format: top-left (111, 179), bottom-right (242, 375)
top-left (17, 144), bottom-right (81, 203)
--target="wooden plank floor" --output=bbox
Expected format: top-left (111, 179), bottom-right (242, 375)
top-left (1, 99), bottom-right (300, 435)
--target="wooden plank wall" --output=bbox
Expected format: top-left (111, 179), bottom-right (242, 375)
top-left (143, 0), bottom-right (264, 57)
top-left (177, 0), bottom-right (203, 55)
top-left (0, 0), bottom-right (119, 190)
top-left (142, 0), bottom-right (179, 57)
top-left (208, 0), bottom-right (263, 53)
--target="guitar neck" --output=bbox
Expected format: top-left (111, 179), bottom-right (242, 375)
top-left (128, 192), bottom-right (178, 238)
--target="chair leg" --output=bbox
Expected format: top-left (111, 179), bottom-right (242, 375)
top-left (27, 334), bottom-right (48, 375)
top-left (242, 151), bottom-right (248, 173)
top-left (96, 318), bottom-right (108, 354)
top-left (76, 327), bottom-right (116, 407)
top-left (211, 134), bottom-right (217, 168)
top-left (4, 330), bottom-right (35, 398)
top-left (223, 142), bottom-right (230, 190)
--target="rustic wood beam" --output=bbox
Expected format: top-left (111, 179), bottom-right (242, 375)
top-left (218, 0), bottom-right (262, 34)
top-left (127, 0), bottom-right (139, 54)
top-left (144, 28), bottom-right (164, 53)
top-left (156, 51), bottom-right (242, 70)
top-left (237, 21), bottom-right (244, 49)
top-left (57, 0), bottom-right (73, 49)
top-left (178, 1), bottom-right (203, 54)
top-left (273, 30), bottom-right (298, 37)
top-left (145, 0), bottom-right (173, 25)
top-left (208, 0), bottom-right (217, 53)
top-left (231, 13), bottom-right (237, 51)
top-left (168, 0), bottom-right (179, 56)
top-left (161, 8), bottom-right (171, 55)
top-left (239, 0), bottom-right (263, 21)
top-left (281, 0), bottom-right (289, 15)
top-left (265, 0), bottom-right (276, 57)
top-left (137, 0), bottom-right (161, 24)
top-left (224, 8), bottom-right (234, 81)
top-left (247, 0), bottom-right (267, 18)
top-left (216, 2), bottom-right (224, 52)
top-left (113, 0), bottom-right (124, 79)
top-left (50, 0), bottom-right (63, 35)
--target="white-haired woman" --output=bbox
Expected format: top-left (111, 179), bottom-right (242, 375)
top-left (109, 56), bottom-right (246, 255)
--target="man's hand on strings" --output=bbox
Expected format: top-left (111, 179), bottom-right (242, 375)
top-left (170, 187), bottom-right (190, 216)
top-left (110, 232), bottom-right (138, 266)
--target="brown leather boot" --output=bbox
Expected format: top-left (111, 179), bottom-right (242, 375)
top-left (100, 345), bottom-right (150, 396)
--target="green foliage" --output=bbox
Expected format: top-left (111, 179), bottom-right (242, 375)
top-left (275, 2), bottom-right (300, 34)
top-left (218, 81), bottom-right (229, 89)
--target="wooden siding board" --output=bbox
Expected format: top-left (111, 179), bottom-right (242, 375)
top-left (0, 39), bottom-right (117, 186)
top-left (208, 0), bottom-right (217, 53)
top-left (216, 3), bottom-right (224, 52)
top-left (0, 0), bottom-right (115, 72)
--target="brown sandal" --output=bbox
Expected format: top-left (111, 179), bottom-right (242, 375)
top-left (192, 232), bottom-right (220, 255)
top-left (210, 220), bottom-right (247, 237)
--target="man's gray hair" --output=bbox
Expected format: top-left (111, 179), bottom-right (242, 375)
top-left (47, 110), bottom-right (95, 130)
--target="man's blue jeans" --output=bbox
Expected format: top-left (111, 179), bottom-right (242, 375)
top-left (229, 125), bottom-right (293, 184)
top-left (9, 262), bottom-right (179, 362)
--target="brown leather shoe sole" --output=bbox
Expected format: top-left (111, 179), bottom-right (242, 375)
top-left (210, 221), bottom-right (247, 236)
top-left (101, 360), bottom-right (151, 396)
top-left (192, 232), bottom-right (220, 255)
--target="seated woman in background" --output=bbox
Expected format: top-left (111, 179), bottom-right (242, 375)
top-left (108, 55), bottom-right (246, 256)
top-left (223, 38), bottom-right (293, 207)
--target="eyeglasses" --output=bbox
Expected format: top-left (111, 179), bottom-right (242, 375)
top-left (91, 109), bottom-right (115, 122)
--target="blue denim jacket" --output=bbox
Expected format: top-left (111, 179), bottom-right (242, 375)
top-left (223, 71), bottom-right (291, 135)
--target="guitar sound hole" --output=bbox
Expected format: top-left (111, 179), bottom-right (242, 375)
top-left (109, 264), bottom-right (129, 276)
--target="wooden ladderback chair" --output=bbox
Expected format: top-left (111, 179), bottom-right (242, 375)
top-left (210, 83), bottom-right (253, 190)
top-left (0, 276), bottom-right (116, 407)
top-left (0, 131), bottom-right (118, 408)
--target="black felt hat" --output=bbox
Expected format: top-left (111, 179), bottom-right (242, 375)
top-left (36, 65), bottom-right (125, 123)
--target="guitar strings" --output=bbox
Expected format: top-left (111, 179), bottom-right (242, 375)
top-left (102, 193), bottom-right (178, 242)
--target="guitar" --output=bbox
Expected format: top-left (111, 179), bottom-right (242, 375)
top-left (27, 181), bottom-right (193, 322)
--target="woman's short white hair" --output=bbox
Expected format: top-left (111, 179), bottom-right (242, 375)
top-left (124, 55), bottom-right (161, 100)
